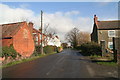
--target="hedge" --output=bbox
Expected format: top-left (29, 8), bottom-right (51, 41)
top-left (78, 42), bottom-right (102, 56)
top-left (43, 45), bottom-right (56, 54)
top-left (33, 45), bottom-right (63, 56)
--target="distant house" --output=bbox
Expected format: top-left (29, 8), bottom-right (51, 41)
top-left (61, 43), bottom-right (68, 49)
top-left (32, 28), bottom-right (61, 47)
top-left (1, 21), bottom-right (35, 57)
top-left (91, 15), bottom-right (120, 49)
top-left (47, 35), bottom-right (61, 47)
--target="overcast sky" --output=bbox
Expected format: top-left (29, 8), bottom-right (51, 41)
top-left (0, 2), bottom-right (118, 42)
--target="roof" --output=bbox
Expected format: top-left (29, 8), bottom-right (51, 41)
top-left (32, 28), bottom-right (47, 37)
top-left (97, 20), bottom-right (120, 30)
top-left (1, 21), bottom-right (26, 38)
top-left (33, 28), bottom-right (41, 33)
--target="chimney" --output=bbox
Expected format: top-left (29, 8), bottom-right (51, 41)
top-left (28, 22), bottom-right (33, 33)
top-left (94, 15), bottom-right (98, 25)
top-left (55, 35), bottom-right (59, 39)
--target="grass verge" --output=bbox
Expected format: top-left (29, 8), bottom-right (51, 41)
top-left (90, 55), bottom-right (117, 66)
top-left (1, 52), bottom-right (57, 69)
top-left (96, 61), bottom-right (118, 66)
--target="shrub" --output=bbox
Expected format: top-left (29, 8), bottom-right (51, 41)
top-left (32, 49), bottom-right (41, 56)
top-left (1, 46), bottom-right (19, 59)
top-left (79, 42), bottom-right (102, 56)
top-left (32, 46), bottom-right (43, 56)
top-left (43, 45), bottom-right (55, 54)
top-left (35, 46), bottom-right (41, 53)
top-left (57, 46), bottom-right (63, 53)
top-left (33, 45), bottom-right (62, 55)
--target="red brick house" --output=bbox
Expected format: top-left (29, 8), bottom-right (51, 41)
top-left (32, 28), bottom-right (41, 46)
top-left (32, 28), bottom-right (47, 46)
top-left (1, 21), bottom-right (35, 57)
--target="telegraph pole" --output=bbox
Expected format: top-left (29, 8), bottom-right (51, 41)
top-left (40, 10), bottom-right (43, 54)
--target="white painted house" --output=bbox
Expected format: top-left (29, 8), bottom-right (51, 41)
top-left (47, 35), bottom-right (61, 47)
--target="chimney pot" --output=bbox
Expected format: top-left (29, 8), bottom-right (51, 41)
top-left (94, 14), bottom-right (98, 25)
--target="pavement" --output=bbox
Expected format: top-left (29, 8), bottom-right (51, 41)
top-left (2, 49), bottom-right (118, 78)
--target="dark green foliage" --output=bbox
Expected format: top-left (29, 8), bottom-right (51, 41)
top-left (78, 42), bottom-right (102, 56)
top-left (43, 45), bottom-right (56, 54)
top-left (1, 46), bottom-right (19, 59)
top-left (33, 45), bottom-right (62, 56)
top-left (35, 46), bottom-right (41, 53)
top-left (57, 47), bottom-right (60, 53)
top-left (32, 46), bottom-right (41, 56)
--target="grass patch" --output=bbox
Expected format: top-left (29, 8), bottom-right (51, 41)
top-left (1, 52), bottom-right (57, 69)
top-left (90, 55), bottom-right (102, 58)
top-left (97, 61), bottom-right (118, 66)
top-left (90, 55), bottom-right (117, 66)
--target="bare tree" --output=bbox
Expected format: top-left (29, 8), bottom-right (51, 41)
top-left (66, 28), bottom-right (80, 48)
top-left (66, 28), bottom-right (91, 48)
top-left (42, 24), bottom-right (57, 46)
top-left (78, 32), bottom-right (90, 45)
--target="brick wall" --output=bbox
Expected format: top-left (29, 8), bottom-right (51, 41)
top-left (13, 22), bottom-right (35, 57)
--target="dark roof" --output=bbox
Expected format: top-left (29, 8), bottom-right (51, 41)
top-left (97, 20), bottom-right (120, 30)
top-left (33, 28), bottom-right (40, 33)
top-left (1, 22), bottom-right (26, 38)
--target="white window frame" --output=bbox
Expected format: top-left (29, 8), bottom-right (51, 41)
top-left (36, 36), bottom-right (38, 41)
top-left (108, 30), bottom-right (116, 37)
top-left (108, 42), bottom-right (113, 49)
top-left (32, 33), bottom-right (37, 35)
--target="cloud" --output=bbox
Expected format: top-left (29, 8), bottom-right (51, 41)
top-left (43, 12), bottom-right (75, 33)
top-left (74, 17), bottom-right (93, 32)
top-left (0, 4), bottom-right (35, 24)
top-left (65, 11), bottom-right (80, 16)
top-left (1, 0), bottom-right (119, 2)
top-left (0, 3), bottom-right (92, 42)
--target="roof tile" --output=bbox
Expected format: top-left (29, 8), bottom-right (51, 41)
top-left (1, 22), bottom-right (26, 38)
top-left (97, 20), bottom-right (120, 30)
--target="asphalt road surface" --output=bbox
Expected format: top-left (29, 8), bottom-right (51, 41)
top-left (2, 49), bottom-right (111, 78)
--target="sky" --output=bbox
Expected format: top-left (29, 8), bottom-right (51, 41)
top-left (0, 2), bottom-right (118, 42)
top-left (1, 0), bottom-right (120, 2)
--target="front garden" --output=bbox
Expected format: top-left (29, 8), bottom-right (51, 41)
top-left (76, 42), bottom-right (118, 66)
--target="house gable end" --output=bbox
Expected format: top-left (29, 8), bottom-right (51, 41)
top-left (91, 23), bottom-right (98, 43)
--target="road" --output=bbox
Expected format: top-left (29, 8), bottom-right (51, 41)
top-left (2, 49), bottom-right (116, 78)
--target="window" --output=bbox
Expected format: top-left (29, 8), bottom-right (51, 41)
top-left (36, 36), bottom-right (38, 41)
top-left (36, 42), bottom-right (38, 45)
top-left (108, 42), bottom-right (113, 49)
top-left (108, 30), bottom-right (115, 37)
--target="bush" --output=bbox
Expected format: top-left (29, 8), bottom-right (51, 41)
top-left (43, 45), bottom-right (56, 54)
top-left (35, 46), bottom-right (41, 53)
top-left (79, 42), bottom-right (102, 56)
top-left (57, 46), bottom-right (63, 53)
top-left (1, 46), bottom-right (19, 59)
top-left (32, 49), bottom-right (41, 56)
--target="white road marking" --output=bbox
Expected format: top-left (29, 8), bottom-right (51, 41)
top-left (86, 65), bottom-right (95, 77)
top-left (46, 56), bottom-right (64, 75)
